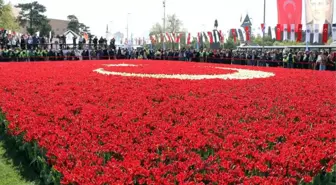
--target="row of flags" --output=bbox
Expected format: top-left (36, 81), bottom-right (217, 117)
top-left (123, 37), bottom-right (149, 45)
top-left (149, 32), bottom-right (184, 44)
top-left (149, 23), bottom-right (336, 45)
top-left (1, 28), bottom-right (90, 42)
top-left (149, 30), bottom-right (225, 45)
top-left (271, 23), bottom-right (334, 44)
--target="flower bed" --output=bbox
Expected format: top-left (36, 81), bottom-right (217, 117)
top-left (103, 63), bottom-right (237, 75)
top-left (0, 60), bottom-right (335, 184)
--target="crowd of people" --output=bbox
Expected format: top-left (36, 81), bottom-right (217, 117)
top-left (0, 31), bottom-right (335, 71)
top-left (0, 45), bottom-right (335, 71)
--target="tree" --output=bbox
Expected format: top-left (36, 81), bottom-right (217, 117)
top-left (273, 40), bottom-right (305, 46)
top-left (251, 36), bottom-right (275, 46)
top-left (15, 1), bottom-right (50, 35)
top-left (0, 1), bottom-right (20, 31)
top-left (0, 0), bottom-right (4, 15)
top-left (149, 14), bottom-right (184, 49)
top-left (67, 15), bottom-right (90, 35)
top-left (224, 37), bottom-right (238, 49)
top-left (166, 14), bottom-right (183, 33)
top-left (149, 23), bottom-right (163, 35)
top-left (39, 19), bottom-right (52, 37)
top-left (214, 19), bottom-right (218, 30)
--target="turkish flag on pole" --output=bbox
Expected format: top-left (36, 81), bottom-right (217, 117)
top-left (207, 31), bottom-right (214, 43)
top-left (276, 24), bottom-right (282, 40)
top-left (231, 29), bottom-right (237, 43)
top-left (277, 0), bottom-right (302, 25)
top-left (244, 26), bottom-right (250, 41)
top-left (296, 24), bottom-right (302, 42)
top-left (322, 24), bottom-right (329, 44)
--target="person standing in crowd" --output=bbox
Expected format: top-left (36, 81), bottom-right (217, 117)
top-left (318, 52), bottom-right (328, 71)
top-left (78, 36), bottom-right (83, 49)
top-left (287, 50), bottom-right (294, 68)
top-left (73, 35), bottom-right (77, 48)
top-left (93, 36), bottom-right (98, 49)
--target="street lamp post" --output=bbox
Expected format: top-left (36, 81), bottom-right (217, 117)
top-left (163, 0), bottom-right (166, 50)
top-left (127, 13), bottom-right (131, 40)
top-left (263, 0), bottom-right (266, 38)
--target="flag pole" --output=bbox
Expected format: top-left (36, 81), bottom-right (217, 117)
top-left (163, 0), bottom-right (166, 50)
top-left (262, 0), bottom-right (266, 52)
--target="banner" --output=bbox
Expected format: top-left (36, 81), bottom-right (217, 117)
top-left (175, 33), bottom-right (182, 43)
top-left (186, 33), bottom-right (191, 45)
top-left (219, 30), bottom-right (224, 43)
top-left (322, 24), bottom-right (329, 43)
top-left (290, 24), bottom-right (295, 41)
top-left (306, 24), bottom-right (311, 43)
top-left (276, 24), bottom-right (282, 40)
top-left (333, 24), bottom-right (336, 42)
top-left (313, 24), bottom-right (319, 43)
top-left (207, 31), bottom-right (214, 43)
top-left (297, 24), bottom-right (302, 42)
top-left (238, 29), bottom-right (245, 42)
top-left (277, 0), bottom-right (302, 25)
top-left (203, 32), bottom-right (209, 42)
top-left (283, 24), bottom-right (288, 41)
top-left (305, 0), bottom-right (334, 31)
top-left (244, 26), bottom-right (250, 41)
top-left (197, 32), bottom-right (202, 43)
top-left (231, 29), bottom-right (237, 43)
top-left (271, 27), bottom-right (276, 39)
top-left (213, 30), bottom-right (220, 43)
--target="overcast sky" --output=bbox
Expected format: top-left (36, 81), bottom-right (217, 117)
top-left (6, 0), bottom-right (336, 38)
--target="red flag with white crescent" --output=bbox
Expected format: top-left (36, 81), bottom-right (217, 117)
top-left (277, 0), bottom-right (302, 25)
top-left (296, 24), bottom-right (302, 42)
top-left (276, 24), bottom-right (282, 40)
top-left (322, 24), bottom-right (329, 44)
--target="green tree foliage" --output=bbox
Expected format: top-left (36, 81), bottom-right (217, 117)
top-left (224, 37), bottom-right (239, 49)
top-left (166, 14), bottom-right (183, 33)
top-left (273, 40), bottom-right (305, 46)
top-left (251, 36), bottom-right (275, 46)
top-left (67, 15), bottom-right (90, 35)
top-left (15, 1), bottom-right (51, 36)
top-left (149, 23), bottom-right (162, 35)
top-left (0, 1), bottom-right (20, 31)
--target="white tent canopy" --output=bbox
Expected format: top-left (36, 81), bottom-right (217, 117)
top-left (64, 30), bottom-right (81, 44)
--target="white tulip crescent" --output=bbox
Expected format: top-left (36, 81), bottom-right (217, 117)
top-left (93, 64), bottom-right (275, 80)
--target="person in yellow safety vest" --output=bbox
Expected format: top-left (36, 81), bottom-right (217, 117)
top-left (283, 54), bottom-right (287, 68)
top-left (284, 50), bottom-right (295, 68)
